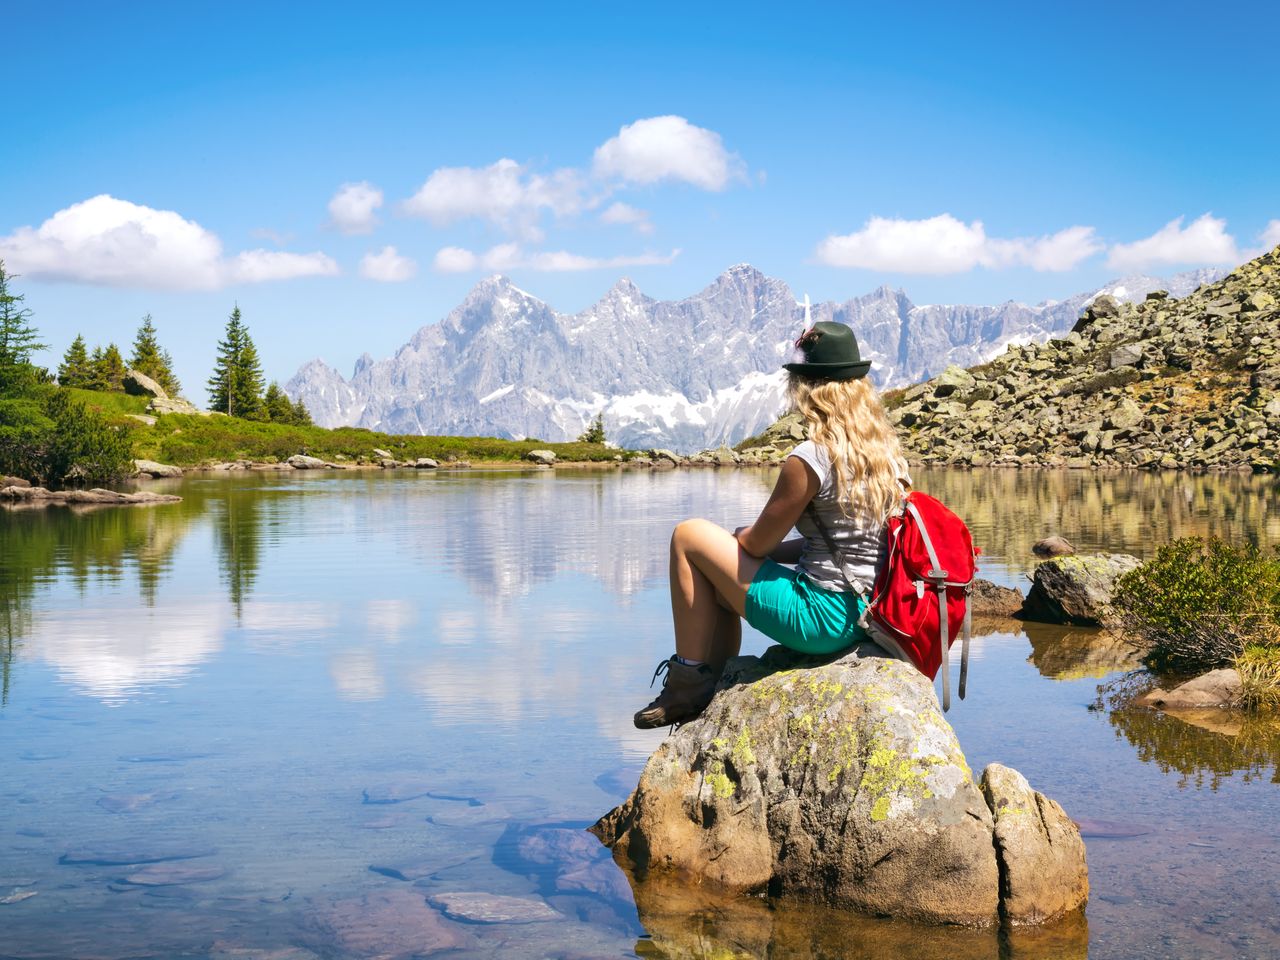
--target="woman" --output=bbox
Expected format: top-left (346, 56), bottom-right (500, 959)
top-left (634, 319), bottom-right (910, 729)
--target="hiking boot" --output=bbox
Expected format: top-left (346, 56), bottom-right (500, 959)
top-left (633, 656), bottom-right (718, 729)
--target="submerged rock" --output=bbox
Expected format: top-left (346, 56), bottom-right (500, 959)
top-left (1019, 553), bottom-right (1141, 626)
top-left (593, 645), bottom-right (1087, 928)
top-left (120, 863), bottom-right (227, 886)
top-left (60, 845), bottom-right (215, 866)
top-left (427, 892), bottom-right (561, 924)
top-left (308, 889), bottom-right (472, 957)
top-left (0, 486), bottom-right (182, 508)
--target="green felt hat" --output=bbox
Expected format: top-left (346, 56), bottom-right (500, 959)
top-left (783, 320), bottom-right (872, 380)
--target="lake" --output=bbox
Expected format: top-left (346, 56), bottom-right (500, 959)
top-left (1, 466), bottom-right (1278, 959)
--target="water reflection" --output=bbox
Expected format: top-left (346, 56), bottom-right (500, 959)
top-left (1098, 674), bottom-right (1280, 788)
top-left (625, 869), bottom-right (1088, 960)
top-left (1024, 622), bottom-right (1146, 680)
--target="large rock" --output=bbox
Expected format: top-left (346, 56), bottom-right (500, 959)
top-left (593, 646), bottom-right (1087, 927)
top-left (1136, 668), bottom-right (1243, 710)
top-left (122, 368), bottom-right (168, 399)
top-left (969, 578), bottom-right (1025, 618)
top-left (148, 396), bottom-right (203, 416)
top-left (525, 449), bottom-right (557, 465)
top-left (981, 764), bottom-right (1088, 925)
top-left (1, 486), bottom-right (182, 508)
top-left (133, 459), bottom-right (183, 479)
top-left (1019, 553), bottom-right (1141, 626)
top-left (286, 455), bottom-right (330, 470)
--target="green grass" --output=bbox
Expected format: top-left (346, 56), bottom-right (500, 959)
top-left (129, 412), bottom-right (635, 466)
top-left (62, 387), bottom-right (152, 419)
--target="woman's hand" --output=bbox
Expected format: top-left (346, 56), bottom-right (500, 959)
top-left (734, 457), bottom-right (820, 558)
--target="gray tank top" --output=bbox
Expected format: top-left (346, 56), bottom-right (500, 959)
top-left (789, 440), bottom-right (900, 594)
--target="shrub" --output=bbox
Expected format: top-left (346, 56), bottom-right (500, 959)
top-left (0, 387), bottom-right (133, 486)
top-left (1236, 645), bottom-right (1280, 710)
top-left (1112, 537), bottom-right (1280, 672)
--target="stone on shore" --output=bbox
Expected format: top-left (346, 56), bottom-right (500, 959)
top-left (1019, 553), bottom-right (1141, 626)
top-left (525, 449), bottom-right (557, 465)
top-left (133, 459), bottom-right (183, 479)
top-left (414, 458), bottom-right (439, 469)
top-left (122, 368), bottom-right (168, 399)
top-left (0, 475), bottom-right (31, 488)
top-left (594, 646), bottom-right (1085, 927)
top-left (286, 455), bottom-right (330, 470)
top-left (981, 764), bottom-right (1089, 925)
top-left (373, 448), bottom-right (394, 459)
top-left (1136, 668), bottom-right (1243, 710)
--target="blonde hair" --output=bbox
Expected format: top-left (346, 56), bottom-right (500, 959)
top-left (788, 373), bottom-right (909, 522)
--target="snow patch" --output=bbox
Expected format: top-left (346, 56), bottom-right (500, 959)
top-left (480, 384), bottom-right (515, 405)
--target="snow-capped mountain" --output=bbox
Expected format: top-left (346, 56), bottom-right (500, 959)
top-left (285, 265), bottom-right (1224, 452)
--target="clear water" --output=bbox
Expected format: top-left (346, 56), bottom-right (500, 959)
top-left (1, 467), bottom-right (1277, 959)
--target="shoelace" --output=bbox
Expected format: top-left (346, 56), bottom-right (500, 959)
top-left (649, 657), bottom-right (673, 688)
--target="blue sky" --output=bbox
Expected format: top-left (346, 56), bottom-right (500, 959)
top-left (3, 0), bottom-right (1277, 396)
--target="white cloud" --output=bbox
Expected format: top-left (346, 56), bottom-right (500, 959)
top-left (600, 201), bottom-right (654, 235)
top-left (359, 245), bottom-right (417, 282)
top-left (403, 159), bottom-right (587, 240)
top-left (816, 214), bottom-right (1102, 274)
top-left (1254, 219), bottom-right (1280, 253)
top-left (228, 249), bottom-right (339, 283)
top-left (593, 116), bottom-right (743, 191)
top-left (0, 194), bottom-right (338, 289)
top-left (1106, 214), bottom-right (1240, 272)
top-left (433, 243), bottom-right (679, 274)
top-left (327, 181), bottom-right (383, 234)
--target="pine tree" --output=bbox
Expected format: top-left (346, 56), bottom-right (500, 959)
top-left (0, 261), bottom-right (46, 383)
top-left (85, 345), bottom-right (108, 391)
top-left (58, 334), bottom-right (93, 388)
top-left (97, 343), bottom-right (126, 391)
top-left (263, 381), bottom-right (292, 422)
top-left (577, 411), bottom-right (607, 444)
top-left (129, 314), bottom-right (181, 394)
top-left (289, 395), bottom-right (313, 426)
top-left (207, 306), bottom-right (265, 419)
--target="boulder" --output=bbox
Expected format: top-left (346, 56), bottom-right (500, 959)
top-left (1019, 553), bottom-right (1141, 626)
top-left (122, 368), bottom-right (168, 399)
top-left (286, 455), bottom-right (329, 470)
top-left (147, 397), bottom-right (203, 416)
top-left (525, 449), bottom-right (557, 465)
top-left (0, 475), bottom-right (31, 488)
top-left (649, 448), bottom-right (683, 465)
top-left (414, 458), bottom-right (439, 469)
top-left (1136, 668), bottom-right (1243, 710)
top-left (1108, 343), bottom-right (1144, 370)
top-left (969, 579), bottom-right (1025, 618)
top-left (593, 646), bottom-right (1086, 927)
top-left (133, 459), bottom-right (183, 479)
top-left (1032, 536), bottom-right (1076, 558)
top-left (1105, 398), bottom-right (1143, 431)
top-left (373, 448), bottom-right (393, 459)
top-left (981, 764), bottom-right (1088, 925)
top-left (932, 365), bottom-right (976, 398)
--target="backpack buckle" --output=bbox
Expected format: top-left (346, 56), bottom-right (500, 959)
top-left (927, 568), bottom-right (948, 582)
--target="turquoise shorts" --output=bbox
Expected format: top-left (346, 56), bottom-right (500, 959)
top-left (745, 559), bottom-right (871, 655)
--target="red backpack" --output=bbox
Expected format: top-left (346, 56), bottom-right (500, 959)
top-left (807, 491), bottom-right (977, 710)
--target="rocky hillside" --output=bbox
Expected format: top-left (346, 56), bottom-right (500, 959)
top-left (285, 265), bottom-right (1219, 453)
top-left (739, 246), bottom-right (1278, 472)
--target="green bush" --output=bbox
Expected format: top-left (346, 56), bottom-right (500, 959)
top-left (1113, 537), bottom-right (1280, 672)
top-left (0, 387), bottom-right (133, 486)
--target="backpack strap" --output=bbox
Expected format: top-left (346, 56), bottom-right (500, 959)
top-left (903, 498), bottom-right (953, 712)
top-left (803, 502), bottom-right (868, 598)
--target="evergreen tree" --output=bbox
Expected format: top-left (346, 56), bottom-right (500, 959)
top-left (96, 343), bottom-right (127, 391)
top-left (263, 381), bottom-right (292, 422)
top-left (0, 261), bottom-right (46, 389)
top-left (207, 306), bottom-right (265, 418)
top-left (129, 314), bottom-right (181, 394)
top-left (289, 396), bottom-right (313, 426)
top-left (85, 346), bottom-right (108, 391)
top-left (57, 334), bottom-right (93, 388)
top-left (577, 411), bottom-right (607, 444)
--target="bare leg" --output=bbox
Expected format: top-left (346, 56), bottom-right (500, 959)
top-left (669, 518), bottom-right (764, 670)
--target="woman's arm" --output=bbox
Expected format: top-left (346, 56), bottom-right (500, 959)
top-left (734, 456), bottom-right (821, 559)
